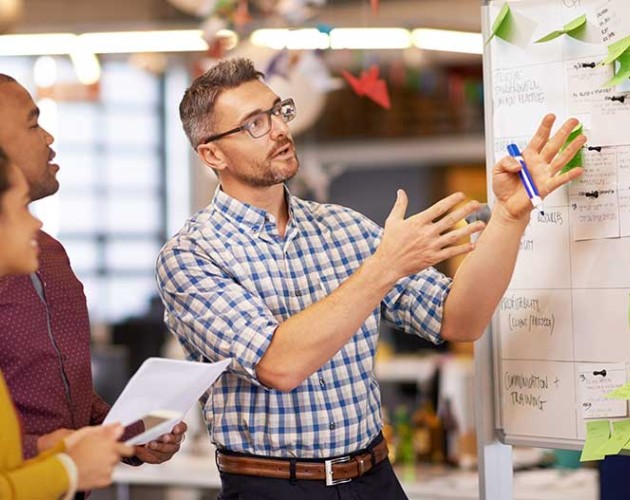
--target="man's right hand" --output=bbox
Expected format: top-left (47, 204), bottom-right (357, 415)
top-left (64, 423), bottom-right (134, 491)
top-left (373, 189), bottom-right (485, 283)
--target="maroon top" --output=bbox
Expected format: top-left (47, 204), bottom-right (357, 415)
top-left (0, 231), bottom-right (110, 458)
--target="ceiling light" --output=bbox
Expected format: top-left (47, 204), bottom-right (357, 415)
top-left (250, 29), bottom-right (329, 50)
top-left (70, 47), bottom-right (101, 85)
top-left (79, 30), bottom-right (208, 54)
top-left (411, 28), bottom-right (483, 55)
top-left (330, 28), bottom-right (411, 50)
top-left (0, 33), bottom-right (76, 56)
top-left (0, 27), bottom-right (482, 57)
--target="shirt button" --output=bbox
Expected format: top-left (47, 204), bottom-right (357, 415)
top-left (295, 290), bottom-right (302, 297)
top-left (252, 226), bottom-right (259, 232)
top-left (319, 378), bottom-right (326, 387)
top-left (329, 423), bottom-right (336, 431)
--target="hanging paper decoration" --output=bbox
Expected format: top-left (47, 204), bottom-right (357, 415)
top-left (341, 65), bottom-right (391, 110)
top-left (250, 0), bottom-right (281, 14)
top-left (167, 0), bottom-right (218, 17)
top-left (370, 0), bottom-right (379, 15)
top-left (232, 0), bottom-right (252, 29)
top-left (265, 50), bottom-right (292, 79)
top-left (298, 51), bottom-right (342, 92)
top-left (276, 0), bottom-right (327, 24)
top-left (201, 16), bottom-right (231, 59)
top-left (315, 23), bottom-right (333, 36)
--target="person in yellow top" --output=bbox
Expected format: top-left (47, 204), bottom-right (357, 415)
top-left (0, 147), bottom-right (134, 499)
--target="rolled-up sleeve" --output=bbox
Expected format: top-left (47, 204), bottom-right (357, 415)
top-left (381, 267), bottom-right (453, 344)
top-left (157, 243), bottom-right (278, 387)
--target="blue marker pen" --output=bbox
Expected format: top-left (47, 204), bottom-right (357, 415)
top-left (506, 143), bottom-right (544, 214)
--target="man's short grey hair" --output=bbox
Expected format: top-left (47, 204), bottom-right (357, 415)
top-left (180, 58), bottom-right (264, 149)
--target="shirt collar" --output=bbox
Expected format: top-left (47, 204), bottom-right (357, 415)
top-left (211, 185), bottom-right (299, 239)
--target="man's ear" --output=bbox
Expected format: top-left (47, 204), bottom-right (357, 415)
top-left (197, 143), bottom-right (227, 173)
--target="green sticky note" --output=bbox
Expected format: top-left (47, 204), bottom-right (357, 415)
top-left (487, 3), bottom-right (513, 44)
top-left (581, 420), bottom-right (610, 462)
top-left (604, 50), bottom-right (630, 87)
top-left (597, 420), bottom-right (630, 456)
top-left (560, 123), bottom-right (584, 173)
top-left (565, 14), bottom-right (588, 38)
top-left (536, 14), bottom-right (587, 43)
top-left (606, 381), bottom-right (630, 400)
top-left (536, 30), bottom-right (564, 44)
top-left (601, 35), bottom-right (630, 66)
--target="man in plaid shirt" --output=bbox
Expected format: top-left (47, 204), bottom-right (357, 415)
top-left (157, 58), bottom-right (585, 499)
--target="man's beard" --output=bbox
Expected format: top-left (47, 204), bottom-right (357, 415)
top-left (236, 156), bottom-right (300, 187)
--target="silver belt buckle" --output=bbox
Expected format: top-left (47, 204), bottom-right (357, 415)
top-left (324, 455), bottom-right (352, 486)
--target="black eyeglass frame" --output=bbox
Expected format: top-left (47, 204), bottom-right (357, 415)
top-left (198, 98), bottom-right (296, 146)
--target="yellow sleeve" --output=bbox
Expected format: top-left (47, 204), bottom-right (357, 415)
top-left (0, 371), bottom-right (72, 499)
top-left (0, 453), bottom-right (70, 499)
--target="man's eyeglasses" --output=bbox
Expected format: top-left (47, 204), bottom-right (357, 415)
top-left (199, 98), bottom-right (297, 145)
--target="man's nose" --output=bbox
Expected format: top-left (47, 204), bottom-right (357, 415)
top-left (269, 113), bottom-right (290, 139)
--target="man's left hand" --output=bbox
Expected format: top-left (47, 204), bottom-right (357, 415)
top-left (133, 421), bottom-right (188, 464)
top-left (492, 114), bottom-right (586, 222)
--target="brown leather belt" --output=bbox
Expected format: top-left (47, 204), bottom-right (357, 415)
top-left (216, 438), bottom-right (389, 486)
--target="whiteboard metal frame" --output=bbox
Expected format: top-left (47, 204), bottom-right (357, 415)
top-left (477, 2), bottom-right (515, 498)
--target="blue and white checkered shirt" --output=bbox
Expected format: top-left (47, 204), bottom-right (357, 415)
top-left (156, 187), bottom-right (452, 458)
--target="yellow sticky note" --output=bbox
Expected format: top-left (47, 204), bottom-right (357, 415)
top-left (606, 381), bottom-right (630, 400)
top-left (580, 420), bottom-right (610, 462)
top-left (597, 420), bottom-right (630, 456)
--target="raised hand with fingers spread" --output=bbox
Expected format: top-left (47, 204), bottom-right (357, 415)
top-left (374, 190), bottom-right (485, 283)
top-left (493, 114), bottom-right (585, 221)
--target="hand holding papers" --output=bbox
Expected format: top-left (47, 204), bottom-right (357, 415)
top-left (104, 357), bottom-right (231, 445)
top-left (123, 410), bottom-right (185, 446)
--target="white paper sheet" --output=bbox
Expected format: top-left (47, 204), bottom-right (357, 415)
top-left (565, 57), bottom-right (614, 116)
top-left (589, 93), bottom-right (630, 147)
top-left (568, 147), bottom-right (619, 240)
top-left (593, 0), bottom-right (630, 44)
top-left (104, 357), bottom-right (231, 444)
top-left (577, 363), bottom-right (627, 419)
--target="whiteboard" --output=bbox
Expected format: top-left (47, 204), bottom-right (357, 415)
top-left (483, 0), bottom-right (630, 449)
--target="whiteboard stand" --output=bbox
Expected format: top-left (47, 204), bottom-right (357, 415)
top-left (475, 325), bottom-right (513, 500)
